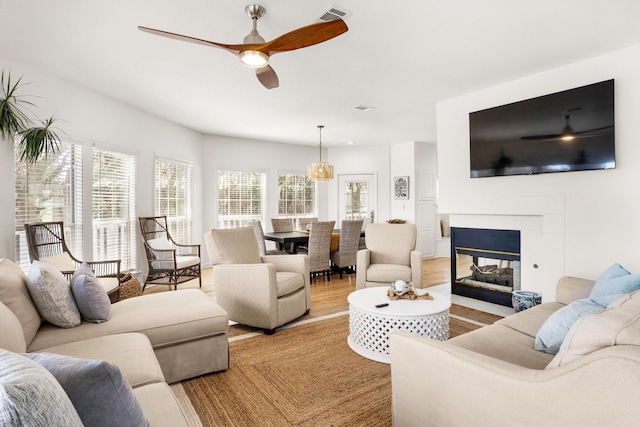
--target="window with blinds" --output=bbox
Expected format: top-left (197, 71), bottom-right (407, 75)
top-left (92, 146), bottom-right (137, 271)
top-left (154, 157), bottom-right (193, 244)
top-left (277, 172), bottom-right (315, 220)
top-left (217, 170), bottom-right (264, 229)
top-left (14, 141), bottom-right (83, 270)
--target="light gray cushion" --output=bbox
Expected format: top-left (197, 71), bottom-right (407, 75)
top-left (534, 294), bottom-right (624, 354)
top-left (71, 262), bottom-right (111, 323)
top-left (589, 263), bottom-right (640, 298)
top-left (0, 350), bottom-right (83, 427)
top-left (26, 261), bottom-right (81, 328)
top-left (24, 352), bottom-right (149, 427)
top-left (547, 290), bottom-right (640, 368)
top-left (0, 258), bottom-right (41, 345)
top-left (205, 227), bottom-right (262, 264)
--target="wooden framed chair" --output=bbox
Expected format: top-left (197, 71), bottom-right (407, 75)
top-left (138, 216), bottom-right (201, 291)
top-left (307, 221), bottom-right (335, 283)
top-left (24, 221), bottom-right (121, 302)
top-left (330, 219), bottom-right (364, 278)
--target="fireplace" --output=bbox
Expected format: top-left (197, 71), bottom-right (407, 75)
top-left (450, 227), bottom-right (521, 307)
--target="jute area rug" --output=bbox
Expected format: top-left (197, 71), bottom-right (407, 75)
top-left (172, 305), bottom-right (502, 427)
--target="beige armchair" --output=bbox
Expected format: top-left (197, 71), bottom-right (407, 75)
top-left (356, 223), bottom-right (422, 289)
top-left (204, 227), bottom-right (310, 334)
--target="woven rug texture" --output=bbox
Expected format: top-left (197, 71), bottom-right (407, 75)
top-left (175, 304), bottom-right (502, 427)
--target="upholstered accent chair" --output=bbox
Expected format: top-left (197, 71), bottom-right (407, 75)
top-left (138, 216), bottom-right (201, 291)
top-left (307, 221), bottom-right (335, 283)
top-left (330, 219), bottom-right (364, 278)
top-left (248, 220), bottom-right (287, 256)
top-left (204, 227), bottom-right (310, 334)
top-left (270, 218), bottom-right (294, 232)
top-left (356, 223), bottom-right (422, 289)
top-left (24, 221), bottom-right (121, 302)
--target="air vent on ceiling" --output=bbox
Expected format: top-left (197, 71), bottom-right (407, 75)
top-left (317, 5), bottom-right (352, 22)
top-left (355, 105), bottom-right (375, 112)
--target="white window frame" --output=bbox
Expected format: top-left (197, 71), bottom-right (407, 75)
top-left (154, 156), bottom-right (194, 244)
top-left (277, 170), bottom-right (316, 228)
top-left (217, 168), bottom-right (265, 229)
top-left (14, 140), bottom-right (83, 270)
top-left (92, 144), bottom-right (137, 271)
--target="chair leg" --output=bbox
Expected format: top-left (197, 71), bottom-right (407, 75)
top-left (326, 270), bottom-right (331, 281)
top-left (264, 328), bottom-right (276, 335)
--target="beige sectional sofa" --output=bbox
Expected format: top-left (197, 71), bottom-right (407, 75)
top-left (390, 276), bottom-right (640, 427)
top-left (0, 258), bottom-right (229, 425)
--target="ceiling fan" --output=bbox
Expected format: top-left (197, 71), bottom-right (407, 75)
top-left (520, 108), bottom-right (613, 142)
top-left (138, 4), bottom-right (348, 89)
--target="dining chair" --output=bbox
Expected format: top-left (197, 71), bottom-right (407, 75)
top-left (307, 220), bottom-right (335, 283)
top-left (271, 218), bottom-right (294, 232)
top-left (330, 219), bottom-right (364, 278)
top-left (249, 220), bottom-right (288, 256)
top-left (138, 216), bottom-right (201, 291)
top-left (298, 217), bottom-right (318, 231)
top-left (24, 221), bottom-right (121, 302)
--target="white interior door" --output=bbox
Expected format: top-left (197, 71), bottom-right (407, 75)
top-left (338, 174), bottom-right (377, 226)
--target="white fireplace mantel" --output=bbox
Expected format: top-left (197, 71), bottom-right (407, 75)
top-left (448, 195), bottom-right (565, 302)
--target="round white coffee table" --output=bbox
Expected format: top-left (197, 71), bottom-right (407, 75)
top-left (347, 287), bottom-right (451, 363)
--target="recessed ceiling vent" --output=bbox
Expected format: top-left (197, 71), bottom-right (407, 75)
top-left (355, 105), bottom-right (375, 112)
top-left (317, 5), bottom-right (352, 22)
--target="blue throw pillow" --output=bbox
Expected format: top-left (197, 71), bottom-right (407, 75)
top-left (71, 263), bottom-right (111, 323)
top-left (534, 294), bottom-right (623, 355)
top-left (589, 263), bottom-right (640, 299)
top-left (24, 352), bottom-right (149, 427)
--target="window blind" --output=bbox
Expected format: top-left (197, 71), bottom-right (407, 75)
top-left (92, 146), bottom-right (137, 271)
top-left (14, 141), bottom-right (83, 270)
top-left (217, 170), bottom-right (264, 229)
top-left (277, 172), bottom-right (315, 217)
top-left (154, 157), bottom-right (193, 244)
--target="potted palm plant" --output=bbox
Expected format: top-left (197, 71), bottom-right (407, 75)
top-left (0, 70), bottom-right (62, 164)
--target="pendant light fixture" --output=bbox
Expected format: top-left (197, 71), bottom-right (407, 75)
top-left (307, 125), bottom-right (334, 181)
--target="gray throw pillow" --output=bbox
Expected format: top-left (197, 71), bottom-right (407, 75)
top-left (0, 350), bottom-right (84, 427)
top-left (26, 261), bottom-right (81, 328)
top-left (71, 262), bottom-right (111, 323)
top-left (24, 352), bottom-right (149, 427)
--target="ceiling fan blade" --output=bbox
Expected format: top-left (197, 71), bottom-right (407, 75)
top-left (256, 65), bottom-right (279, 89)
top-left (138, 26), bottom-right (246, 54)
top-left (262, 19), bottom-right (348, 53)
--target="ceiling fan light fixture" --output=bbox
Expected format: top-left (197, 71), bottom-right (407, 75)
top-left (308, 125), bottom-right (334, 181)
top-left (240, 50), bottom-right (269, 68)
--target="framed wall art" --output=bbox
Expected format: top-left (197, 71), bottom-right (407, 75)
top-left (393, 176), bottom-right (409, 200)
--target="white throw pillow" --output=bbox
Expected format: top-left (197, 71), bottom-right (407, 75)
top-left (0, 350), bottom-right (84, 427)
top-left (547, 290), bottom-right (640, 368)
top-left (26, 261), bottom-right (81, 328)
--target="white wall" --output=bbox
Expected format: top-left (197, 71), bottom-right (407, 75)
top-left (390, 142), bottom-right (416, 223)
top-left (437, 43), bottom-right (640, 289)
top-left (0, 59), bottom-right (204, 273)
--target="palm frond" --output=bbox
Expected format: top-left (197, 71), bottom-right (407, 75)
top-left (0, 70), bottom-right (35, 140)
top-left (17, 117), bottom-right (62, 164)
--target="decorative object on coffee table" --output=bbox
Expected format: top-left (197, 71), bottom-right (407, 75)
top-left (387, 280), bottom-right (433, 300)
top-left (512, 290), bottom-right (542, 312)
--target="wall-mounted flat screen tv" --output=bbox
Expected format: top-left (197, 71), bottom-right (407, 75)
top-left (469, 79), bottom-right (615, 178)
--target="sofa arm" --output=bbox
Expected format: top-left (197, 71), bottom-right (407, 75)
top-left (555, 276), bottom-right (595, 305)
top-left (212, 264), bottom-right (278, 318)
top-left (390, 331), bottom-right (640, 427)
top-left (356, 249), bottom-right (370, 289)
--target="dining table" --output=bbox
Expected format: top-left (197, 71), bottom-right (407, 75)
top-left (263, 229), bottom-right (364, 254)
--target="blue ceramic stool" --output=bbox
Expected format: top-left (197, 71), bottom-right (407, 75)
top-left (512, 290), bottom-right (542, 312)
